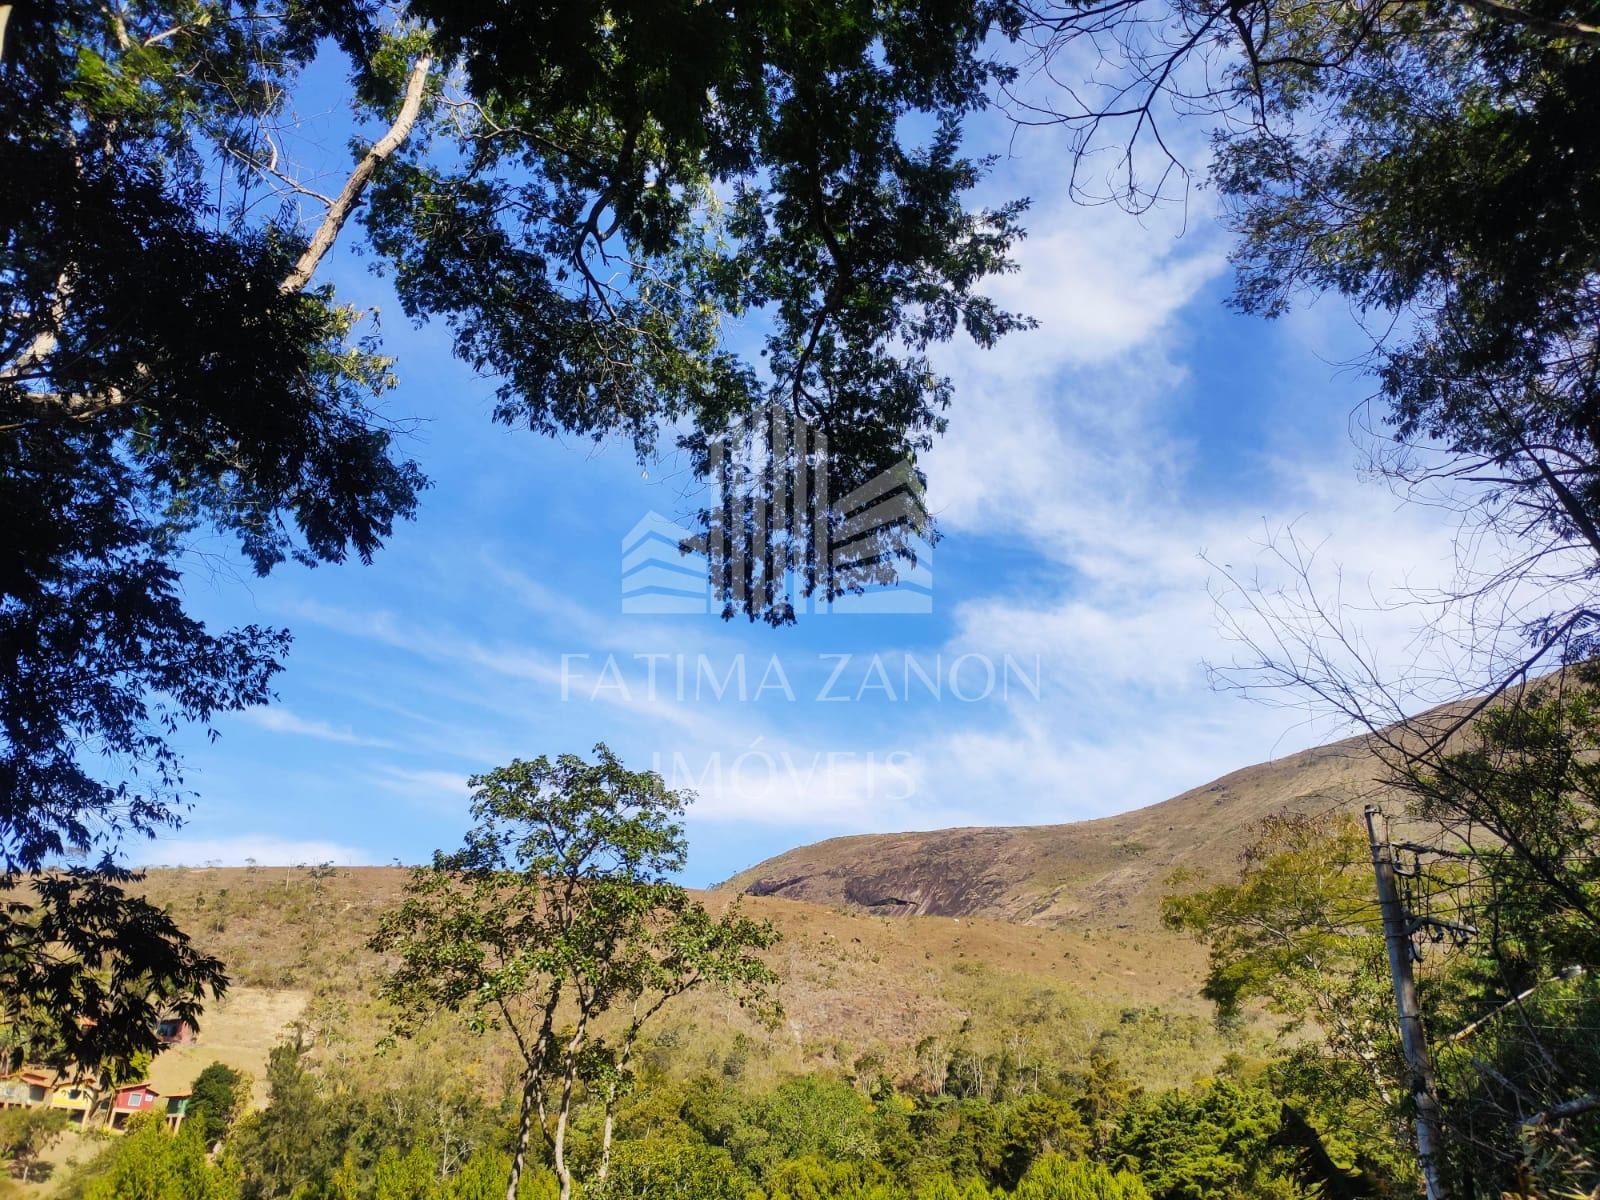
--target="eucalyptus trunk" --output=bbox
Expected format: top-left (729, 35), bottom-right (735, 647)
top-left (505, 1070), bottom-right (538, 1200)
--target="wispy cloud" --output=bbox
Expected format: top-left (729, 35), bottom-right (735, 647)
top-left (284, 597), bottom-right (729, 739)
top-left (366, 764), bottom-right (473, 813)
top-left (236, 705), bottom-right (399, 750)
top-left (889, 120), bottom-right (1486, 827)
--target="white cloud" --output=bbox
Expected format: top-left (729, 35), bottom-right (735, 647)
top-left (138, 834), bottom-right (370, 868)
top-left (882, 124), bottom-right (1499, 828)
top-left (913, 359), bottom-right (1476, 821)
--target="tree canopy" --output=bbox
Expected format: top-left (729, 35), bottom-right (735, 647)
top-left (1, 0), bottom-right (1028, 1058)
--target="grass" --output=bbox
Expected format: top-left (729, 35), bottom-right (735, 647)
top-left (125, 866), bottom-right (1255, 1107)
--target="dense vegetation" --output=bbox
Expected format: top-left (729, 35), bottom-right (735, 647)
top-left (1163, 679), bottom-right (1600, 1196)
top-left (55, 1037), bottom-right (1328, 1200)
top-left (21, 746), bottom-right (1362, 1200)
top-left (6, 689), bottom-right (1592, 1198)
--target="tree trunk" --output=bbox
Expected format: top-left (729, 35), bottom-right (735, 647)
top-left (598, 1081), bottom-right (618, 1182)
top-left (598, 1035), bottom-right (637, 1182)
top-left (552, 1073), bottom-right (575, 1200)
top-left (278, 54), bottom-right (433, 295)
top-left (505, 1069), bottom-right (538, 1200)
top-left (551, 1022), bottom-right (587, 1200)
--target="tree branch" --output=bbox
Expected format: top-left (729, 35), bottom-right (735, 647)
top-left (1452, 0), bottom-right (1600, 44)
top-left (1522, 1092), bottom-right (1600, 1127)
top-left (279, 54), bottom-right (433, 295)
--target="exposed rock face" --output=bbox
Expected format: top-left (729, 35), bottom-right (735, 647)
top-left (744, 827), bottom-right (1025, 918)
top-left (721, 722), bottom-right (1418, 929)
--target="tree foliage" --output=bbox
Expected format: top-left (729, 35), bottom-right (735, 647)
top-left (2, 0), bottom-right (1029, 1056)
top-left (0, 865), bottom-right (226, 1073)
top-left (58, 1034), bottom-right (1336, 1200)
top-left (1023, 0), bottom-right (1600, 629)
top-left (590, 1137), bottom-right (749, 1200)
top-left (1391, 678), bottom-right (1600, 1193)
top-left (1162, 816), bottom-right (1412, 1194)
top-left (190, 1061), bottom-right (249, 1149)
top-left (81, 1114), bottom-right (236, 1200)
top-left (0, 1104), bottom-right (68, 1184)
top-left (1109, 1080), bottom-right (1293, 1200)
top-left (373, 744), bottom-right (780, 1200)
top-left (1161, 814), bottom-right (1391, 1039)
top-left (1396, 678), bottom-right (1600, 971)
top-left (1012, 1155), bottom-right (1150, 1200)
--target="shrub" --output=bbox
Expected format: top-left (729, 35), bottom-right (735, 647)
top-left (1013, 1155), bottom-right (1151, 1200)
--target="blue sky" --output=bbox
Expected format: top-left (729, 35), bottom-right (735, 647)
top-left (145, 54), bottom-right (1469, 885)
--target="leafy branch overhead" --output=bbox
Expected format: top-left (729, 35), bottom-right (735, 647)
top-left (0, 0), bottom-right (1022, 1058)
top-left (0, 0), bottom-right (1027, 925)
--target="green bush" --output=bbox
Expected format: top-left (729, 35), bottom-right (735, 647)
top-left (82, 1116), bottom-right (237, 1200)
top-left (594, 1137), bottom-right (750, 1200)
top-left (1111, 1081), bottom-right (1298, 1200)
top-left (1013, 1155), bottom-right (1150, 1200)
top-left (765, 1156), bottom-right (905, 1199)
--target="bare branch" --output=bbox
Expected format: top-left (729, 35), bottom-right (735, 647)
top-left (279, 54), bottom-right (433, 296)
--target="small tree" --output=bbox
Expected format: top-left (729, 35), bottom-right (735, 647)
top-left (372, 744), bottom-right (779, 1200)
top-left (81, 1113), bottom-right (235, 1200)
top-left (1161, 818), bottom-right (1415, 1194)
top-left (189, 1061), bottom-right (248, 1148)
top-left (0, 1105), bottom-right (68, 1183)
top-left (1110, 1081), bottom-right (1290, 1200)
top-left (1161, 814), bottom-right (1398, 1093)
top-left (373, 1143), bottom-right (438, 1200)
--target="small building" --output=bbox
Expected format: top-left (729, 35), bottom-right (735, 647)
top-left (164, 1090), bottom-right (191, 1131)
top-left (155, 1017), bottom-right (197, 1046)
top-left (47, 1079), bottom-right (98, 1124)
top-left (0, 1071), bottom-right (50, 1109)
top-left (108, 1082), bottom-right (161, 1131)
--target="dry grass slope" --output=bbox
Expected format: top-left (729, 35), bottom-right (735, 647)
top-left (105, 712), bottom-right (1467, 1145)
top-left (122, 716), bottom-right (1454, 1102)
top-left (129, 866), bottom-right (1232, 1096)
top-left (721, 722), bottom-right (1405, 926)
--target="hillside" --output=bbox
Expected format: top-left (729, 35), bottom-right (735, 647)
top-left (114, 717), bottom-right (1435, 1113)
top-left (131, 867), bottom-right (1223, 1090)
top-left (15, 724), bottom-right (1433, 1194)
top-left (722, 721), bottom-right (1405, 926)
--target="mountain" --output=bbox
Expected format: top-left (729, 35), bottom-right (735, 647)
top-left (721, 722), bottom-right (1403, 927)
top-left (113, 711), bottom-right (1448, 1124)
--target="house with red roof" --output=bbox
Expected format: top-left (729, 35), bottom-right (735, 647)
top-left (108, 1081), bottom-right (162, 1130)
